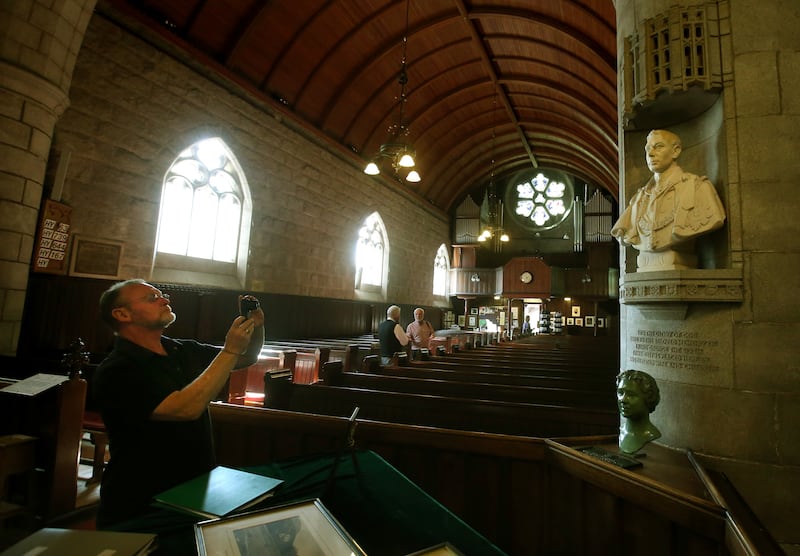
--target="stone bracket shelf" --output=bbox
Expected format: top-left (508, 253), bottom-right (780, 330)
top-left (619, 269), bottom-right (744, 319)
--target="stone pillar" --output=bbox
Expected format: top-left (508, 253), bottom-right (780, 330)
top-left (0, 1), bottom-right (95, 355)
top-left (616, 0), bottom-right (800, 549)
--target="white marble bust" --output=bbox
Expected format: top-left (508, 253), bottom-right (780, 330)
top-left (611, 129), bottom-right (726, 271)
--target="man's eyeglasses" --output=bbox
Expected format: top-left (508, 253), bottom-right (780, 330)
top-left (124, 292), bottom-right (170, 306)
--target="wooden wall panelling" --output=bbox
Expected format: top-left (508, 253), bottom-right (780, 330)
top-left (17, 275), bottom-right (444, 360)
top-left (582, 482), bottom-right (622, 550)
top-left (543, 461), bottom-right (587, 553)
top-left (619, 502), bottom-right (674, 555)
top-left (18, 275), bottom-right (114, 359)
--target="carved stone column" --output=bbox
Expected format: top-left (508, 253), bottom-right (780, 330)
top-left (0, 1), bottom-right (95, 355)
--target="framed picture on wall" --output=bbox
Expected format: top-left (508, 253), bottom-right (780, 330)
top-left (457, 315), bottom-right (465, 327)
top-left (575, 318), bottom-right (583, 327)
top-left (470, 308), bottom-right (478, 315)
top-left (567, 317), bottom-right (574, 325)
top-left (585, 316), bottom-right (595, 327)
top-left (69, 235), bottom-right (124, 279)
top-left (468, 316), bottom-right (477, 327)
top-left (597, 318), bottom-right (605, 328)
top-left (572, 306), bottom-right (581, 317)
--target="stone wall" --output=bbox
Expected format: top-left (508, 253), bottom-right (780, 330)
top-left (0, 0), bottom-right (95, 356)
top-left (51, 14), bottom-right (449, 308)
top-left (616, 0), bottom-right (800, 550)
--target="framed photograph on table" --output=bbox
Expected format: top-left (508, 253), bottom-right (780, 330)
top-left (468, 316), bottom-right (477, 328)
top-left (457, 315), bottom-right (465, 327)
top-left (195, 498), bottom-right (364, 556)
top-left (407, 541), bottom-right (466, 555)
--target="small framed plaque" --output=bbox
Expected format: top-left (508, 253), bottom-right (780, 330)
top-left (69, 235), bottom-right (124, 279)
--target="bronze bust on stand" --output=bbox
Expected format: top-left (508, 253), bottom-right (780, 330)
top-left (616, 369), bottom-right (662, 454)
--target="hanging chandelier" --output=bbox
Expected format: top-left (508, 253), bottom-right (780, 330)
top-left (363, 0), bottom-right (420, 183)
top-left (477, 187), bottom-right (510, 244)
top-left (478, 90), bottom-right (509, 247)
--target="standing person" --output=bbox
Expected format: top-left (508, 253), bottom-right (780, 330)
top-left (406, 307), bottom-right (434, 359)
top-left (611, 129), bottom-right (726, 271)
top-left (93, 279), bottom-right (264, 533)
top-left (378, 305), bottom-right (409, 366)
top-left (521, 315), bottom-right (532, 335)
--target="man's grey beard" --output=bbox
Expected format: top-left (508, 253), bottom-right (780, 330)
top-left (142, 312), bottom-right (176, 330)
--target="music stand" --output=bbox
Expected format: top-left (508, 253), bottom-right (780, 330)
top-left (324, 406), bottom-right (362, 496)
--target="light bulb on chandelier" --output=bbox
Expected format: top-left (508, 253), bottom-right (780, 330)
top-left (478, 89), bottom-right (509, 248)
top-left (362, 0), bottom-right (421, 184)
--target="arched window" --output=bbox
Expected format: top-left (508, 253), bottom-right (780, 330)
top-left (355, 212), bottom-right (388, 294)
top-left (153, 138), bottom-right (251, 288)
top-left (433, 244), bottom-right (449, 296)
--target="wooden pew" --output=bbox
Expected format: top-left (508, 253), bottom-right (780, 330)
top-left (262, 376), bottom-right (618, 437)
top-left (370, 366), bottom-right (618, 400)
top-left (429, 330), bottom-right (470, 354)
top-left (209, 403), bottom-right (777, 556)
top-left (382, 362), bottom-right (617, 391)
top-left (318, 366), bottom-right (616, 410)
top-left (264, 338), bottom-right (374, 376)
top-left (452, 349), bottom-right (618, 367)
top-left (396, 358), bottom-right (618, 381)
top-left (226, 350), bottom-right (296, 405)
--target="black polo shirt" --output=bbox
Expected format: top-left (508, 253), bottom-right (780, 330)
top-left (93, 336), bottom-right (220, 527)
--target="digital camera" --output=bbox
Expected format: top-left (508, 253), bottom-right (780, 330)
top-left (240, 297), bottom-right (260, 317)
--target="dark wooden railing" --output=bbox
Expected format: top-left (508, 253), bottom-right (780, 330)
top-left (209, 403), bottom-right (774, 556)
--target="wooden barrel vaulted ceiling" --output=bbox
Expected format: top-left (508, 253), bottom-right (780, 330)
top-left (101, 0), bottom-right (618, 215)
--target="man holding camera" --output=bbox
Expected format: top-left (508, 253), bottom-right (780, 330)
top-left (94, 279), bottom-right (264, 534)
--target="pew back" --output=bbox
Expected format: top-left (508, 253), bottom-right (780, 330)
top-left (209, 403), bottom-right (770, 556)
top-left (320, 370), bottom-right (616, 410)
top-left (263, 378), bottom-right (618, 437)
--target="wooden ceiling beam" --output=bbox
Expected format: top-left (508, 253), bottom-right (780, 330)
top-left (453, 0), bottom-right (538, 169)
